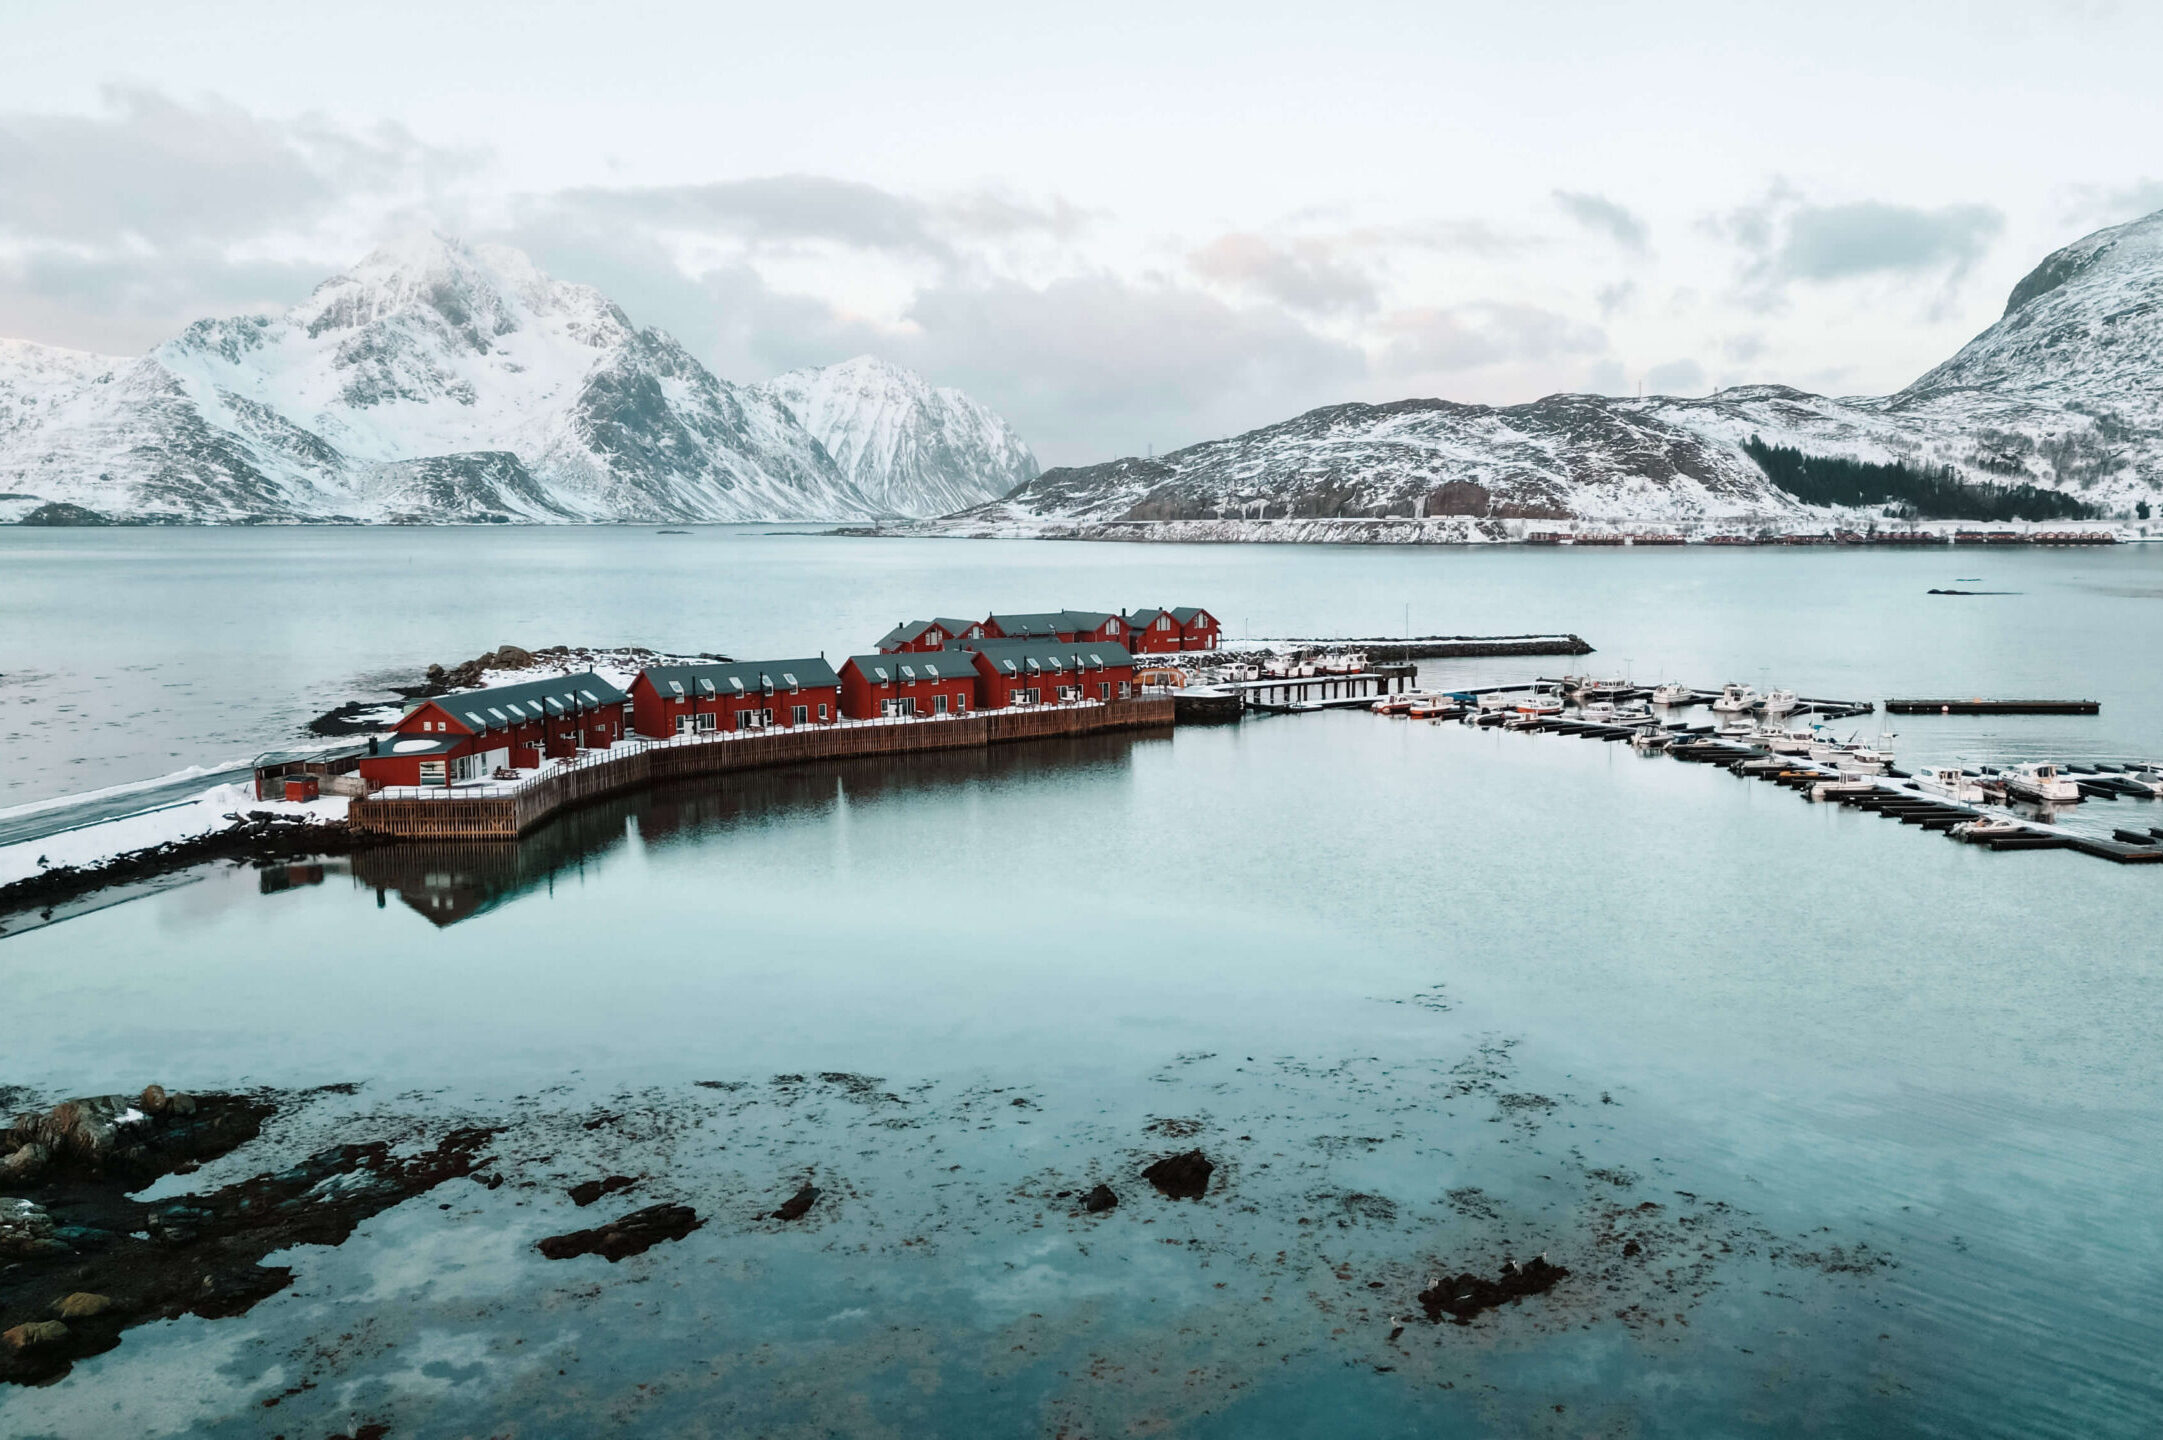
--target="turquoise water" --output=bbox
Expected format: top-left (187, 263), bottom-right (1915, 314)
top-left (2, 532), bottom-right (2162, 1436)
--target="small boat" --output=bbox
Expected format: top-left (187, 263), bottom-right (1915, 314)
top-left (1476, 690), bottom-right (1520, 712)
top-left (1951, 817), bottom-right (2028, 843)
top-left (2002, 762), bottom-right (2081, 804)
top-left (1811, 776), bottom-right (1879, 801)
top-left (1514, 689), bottom-right (1565, 716)
top-left (1406, 696), bottom-right (1465, 720)
top-left (1581, 700), bottom-right (1657, 728)
top-left (1630, 728), bottom-right (1677, 752)
top-left (1371, 693), bottom-right (1419, 716)
top-left (1911, 766), bottom-right (1988, 804)
top-left (1762, 688), bottom-right (1799, 717)
top-left (1711, 683), bottom-right (1761, 714)
top-left (1755, 723), bottom-right (1817, 755)
top-left (1568, 676), bottom-right (1633, 701)
top-left (1650, 681), bottom-right (1696, 707)
top-left (1714, 713), bottom-right (1759, 738)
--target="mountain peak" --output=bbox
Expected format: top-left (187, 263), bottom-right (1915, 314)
top-left (2000, 206), bottom-right (2163, 318)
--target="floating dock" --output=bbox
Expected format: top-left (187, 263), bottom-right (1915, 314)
top-left (1885, 698), bottom-right (2101, 715)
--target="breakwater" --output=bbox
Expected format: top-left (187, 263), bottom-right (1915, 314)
top-left (1237, 634), bottom-right (1593, 661)
top-left (348, 697), bottom-right (1175, 840)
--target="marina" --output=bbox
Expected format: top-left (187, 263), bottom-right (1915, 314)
top-left (1373, 681), bottom-right (2163, 867)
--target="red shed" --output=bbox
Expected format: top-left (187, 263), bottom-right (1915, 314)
top-left (358, 671), bottom-right (628, 789)
top-left (628, 657), bottom-right (841, 737)
top-left (1171, 606), bottom-right (1221, 650)
top-left (1126, 608), bottom-right (1183, 653)
top-left (963, 639), bottom-right (1136, 708)
top-left (839, 652), bottom-right (976, 719)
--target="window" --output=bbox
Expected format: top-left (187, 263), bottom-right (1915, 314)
top-left (792, 704), bottom-right (807, 725)
top-left (1099, 682), bottom-right (1110, 700)
top-left (817, 703), bottom-right (829, 721)
top-left (953, 695), bottom-right (966, 712)
top-left (675, 714), bottom-right (695, 735)
top-left (1119, 681), bottom-right (1132, 697)
top-left (881, 696), bottom-right (917, 718)
top-left (696, 712), bottom-right (717, 733)
top-left (419, 759), bottom-right (446, 786)
top-left (934, 693), bottom-right (949, 714)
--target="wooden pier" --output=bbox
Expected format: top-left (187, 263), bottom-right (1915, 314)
top-left (1885, 698), bottom-right (2101, 715)
top-left (349, 697), bottom-right (1174, 840)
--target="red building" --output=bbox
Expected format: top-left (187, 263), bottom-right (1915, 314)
top-left (628, 658), bottom-right (841, 738)
top-left (963, 639), bottom-right (1136, 708)
top-left (839, 652), bottom-right (977, 719)
top-left (357, 671), bottom-right (629, 788)
top-left (1170, 606), bottom-right (1221, 650)
top-left (876, 619), bottom-right (955, 653)
top-left (1126, 606), bottom-right (1220, 651)
top-left (981, 610), bottom-right (1132, 644)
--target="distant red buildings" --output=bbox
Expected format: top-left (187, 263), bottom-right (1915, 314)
top-left (352, 602), bottom-right (1204, 791)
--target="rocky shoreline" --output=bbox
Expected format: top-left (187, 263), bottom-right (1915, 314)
top-left (0, 812), bottom-right (374, 926)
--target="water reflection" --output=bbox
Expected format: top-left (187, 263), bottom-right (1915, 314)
top-left (349, 729), bottom-right (1166, 925)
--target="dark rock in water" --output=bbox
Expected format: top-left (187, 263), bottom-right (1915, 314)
top-left (17, 502), bottom-right (111, 527)
top-left (1081, 1183), bottom-right (1118, 1214)
top-left (0, 1087), bottom-right (497, 1386)
top-left (568, 1175), bottom-right (636, 1207)
top-left (1142, 1149), bottom-right (1214, 1200)
top-left (537, 1203), bottom-right (703, 1262)
top-left (771, 1184), bottom-right (820, 1222)
top-left (1416, 1255), bottom-right (1569, 1325)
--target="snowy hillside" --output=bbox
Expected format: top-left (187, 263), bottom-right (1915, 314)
top-left (761, 355), bottom-right (1037, 517)
top-left (941, 210), bottom-right (2163, 531)
top-left (973, 394), bottom-right (1807, 527)
top-left (0, 235), bottom-right (880, 523)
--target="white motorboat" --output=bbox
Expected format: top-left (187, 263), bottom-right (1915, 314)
top-left (1567, 676), bottom-right (1632, 701)
top-left (1912, 766), bottom-right (1988, 804)
top-left (1630, 728), bottom-right (1677, 751)
top-left (1582, 700), bottom-right (1657, 727)
top-left (1650, 681), bottom-right (1695, 707)
top-left (2002, 762), bottom-right (2081, 804)
top-left (1755, 723), bottom-right (1817, 755)
top-left (1476, 690), bottom-right (1520, 712)
top-left (1711, 682), bottom-right (1761, 714)
top-left (1762, 688), bottom-right (1799, 717)
top-left (1811, 776), bottom-right (1880, 801)
top-left (1715, 713), bottom-right (1759, 738)
top-left (1514, 688), bottom-right (1565, 716)
top-left (1952, 817), bottom-right (2029, 843)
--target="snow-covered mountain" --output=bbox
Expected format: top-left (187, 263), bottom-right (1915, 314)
top-left (761, 355), bottom-right (1037, 516)
top-left (0, 235), bottom-right (883, 523)
top-left (971, 394), bottom-right (1800, 526)
top-left (954, 209), bottom-right (2163, 531)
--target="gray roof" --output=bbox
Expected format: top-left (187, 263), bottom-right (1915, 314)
top-left (960, 638), bottom-right (1135, 676)
top-left (640, 657), bottom-right (840, 701)
top-left (988, 611), bottom-right (1072, 637)
top-left (372, 734), bottom-right (466, 758)
top-left (934, 616), bottom-right (982, 636)
top-left (844, 653), bottom-right (973, 684)
top-left (1127, 607), bottom-right (1167, 628)
top-left (876, 619), bottom-right (942, 648)
top-left (1169, 606), bottom-right (1214, 625)
top-left (252, 742), bottom-right (372, 769)
top-left (412, 670), bottom-right (627, 732)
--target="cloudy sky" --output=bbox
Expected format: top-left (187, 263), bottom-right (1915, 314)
top-left (3, 0), bottom-right (2159, 465)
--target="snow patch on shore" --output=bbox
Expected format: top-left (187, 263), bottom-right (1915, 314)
top-left (0, 784), bottom-right (347, 888)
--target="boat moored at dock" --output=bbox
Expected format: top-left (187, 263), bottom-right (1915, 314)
top-left (2002, 762), bottom-right (2082, 804)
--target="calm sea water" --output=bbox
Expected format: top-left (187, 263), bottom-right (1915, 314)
top-left (2, 529), bottom-right (2161, 1438)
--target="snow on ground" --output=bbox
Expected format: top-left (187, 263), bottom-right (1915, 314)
top-left (0, 783), bottom-right (348, 888)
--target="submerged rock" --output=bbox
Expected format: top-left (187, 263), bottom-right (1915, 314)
top-left (1142, 1149), bottom-right (1214, 1200)
top-left (538, 1203), bottom-right (703, 1261)
top-left (1416, 1255), bottom-right (1570, 1325)
top-left (771, 1184), bottom-right (820, 1222)
top-left (1081, 1183), bottom-right (1119, 1214)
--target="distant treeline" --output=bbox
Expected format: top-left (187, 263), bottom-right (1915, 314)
top-left (1742, 437), bottom-right (2095, 522)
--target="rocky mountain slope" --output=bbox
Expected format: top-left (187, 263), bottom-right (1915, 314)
top-left (959, 209), bottom-right (2163, 531)
top-left (0, 237), bottom-right (1026, 524)
top-left (761, 355), bottom-right (1037, 516)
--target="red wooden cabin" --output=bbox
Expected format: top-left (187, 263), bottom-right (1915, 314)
top-left (1171, 606), bottom-right (1221, 650)
top-left (963, 639), bottom-right (1136, 708)
top-left (628, 658), bottom-right (841, 737)
top-left (357, 671), bottom-right (628, 788)
top-left (839, 652), bottom-right (976, 719)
